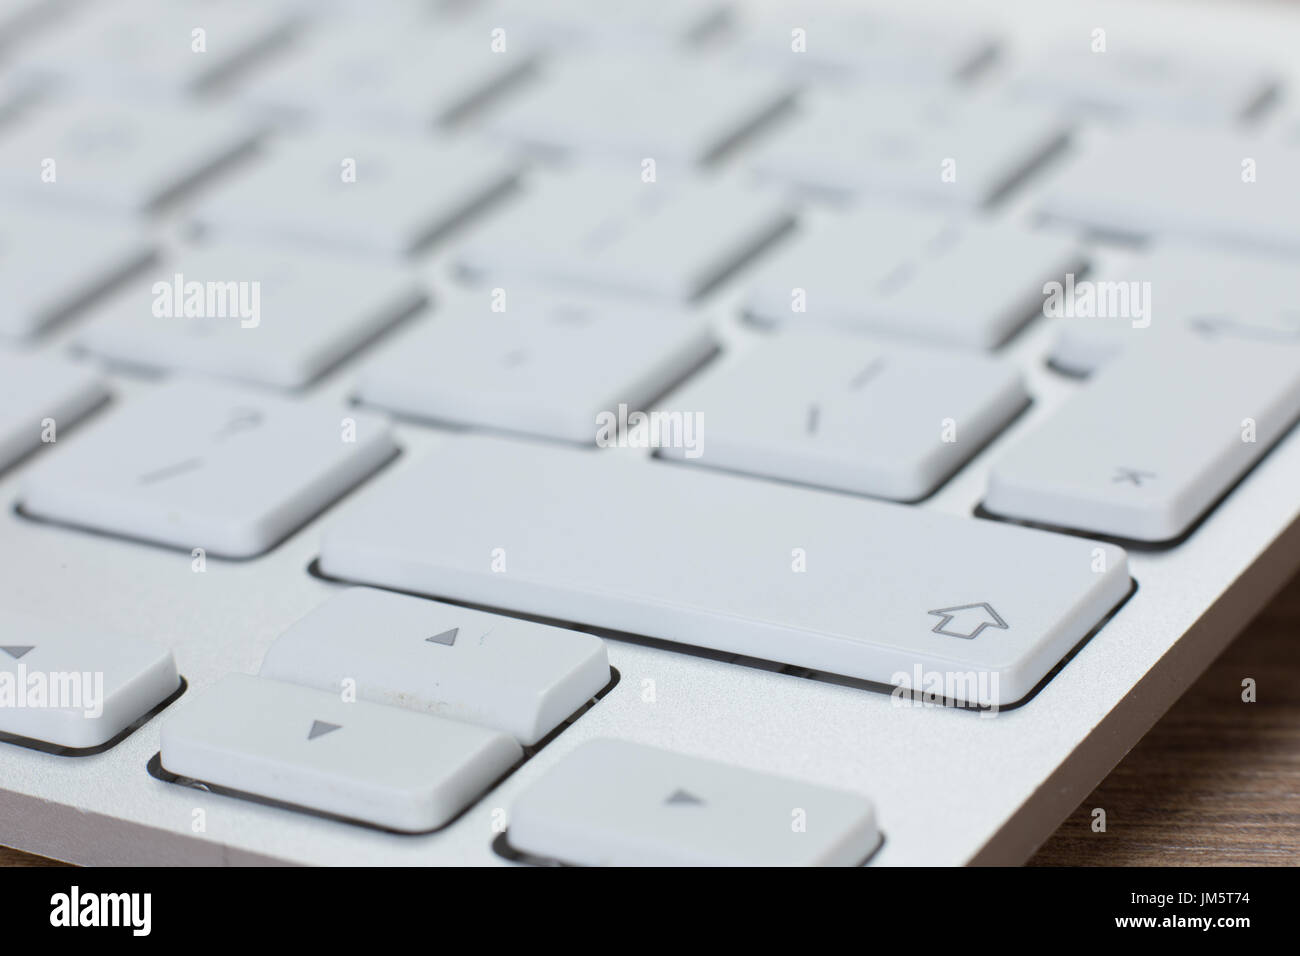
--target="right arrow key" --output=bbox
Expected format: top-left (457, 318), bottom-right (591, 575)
top-left (508, 740), bottom-right (880, 867)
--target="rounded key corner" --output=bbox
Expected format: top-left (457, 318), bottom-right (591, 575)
top-left (974, 499), bottom-right (1203, 552)
top-left (0, 675), bottom-right (187, 758)
top-left (490, 829), bottom-right (569, 867)
top-left (981, 576), bottom-right (1139, 713)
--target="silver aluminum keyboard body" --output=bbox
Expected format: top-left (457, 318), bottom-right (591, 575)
top-left (1, 0), bottom-right (1299, 865)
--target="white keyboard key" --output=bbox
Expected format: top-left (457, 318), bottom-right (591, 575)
top-left (749, 90), bottom-right (1067, 208)
top-left (0, 352), bottom-right (106, 473)
top-left (241, 20), bottom-right (534, 132)
top-left (1048, 247), bottom-right (1300, 376)
top-left (193, 133), bottom-right (518, 258)
top-left (660, 333), bottom-right (1027, 501)
top-left (259, 587), bottom-right (610, 745)
top-left (726, 7), bottom-right (996, 86)
top-left (356, 289), bottom-right (714, 443)
top-left (482, 51), bottom-right (792, 166)
top-left (0, 209), bottom-right (152, 338)
top-left (1038, 128), bottom-right (1300, 256)
top-left (0, 100), bottom-right (258, 216)
top-left (75, 243), bottom-right (424, 389)
top-left (743, 205), bottom-right (1081, 349)
top-left (0, 609), bottom-right (179, 750)
top-left (20, 381), bottom-right (395, 558)
top-left (1007, 42), bottom-right (1278, 125)
top-left (320, 435), bottom-right (1131, 705)
top-left (986, 337), bottom-right (1300, 542)
top-left (510, 739), bottom-right (879, 866)
top-left (14, 0), bottom-right (297, 96)
top-left (160, 673), bottom-right (521, 832)
top-left (455, 167), bottom-right (793, 303)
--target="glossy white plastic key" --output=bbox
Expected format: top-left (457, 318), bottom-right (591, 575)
top-left (0, 610), bottom-right (179, 750)
top-left (320, 435), bottom-right (1131, 705)
top-left (1047, 246), bottom-right (1300, 376)
top-left (1038, 127), bottom-right (1300, 255)
top-left (13, 0), bottom-right (296, 96)
top-left (20, 381), bottom-right (395, 558)
top-left (0, 209), bottom-right (153, 339)
top-left (454, 166), bottom-right (793, 303)
top-left (986, 336), bottom-right (1300, 542)
top-left (259, 587), bottom-right (610, 745)
top-left (482, 51), bottom-right (793, 166)
top-left (0, 352), bottom-right (106, 473)
top-left (75, 243), bottom-right (425, 389)
top-left (160, 673), bottom-right (521, 832)
top-left (748, 89), bottom-right (1067, 207)
top-left (508, 739), bottom-right (879, 866)
top-left (355, 289), bottom-right (714, 443)
top-left (659, 332), bottom-right (1027, 501)
top-left (193, 133), bottom-right (518, 258)
top-left (0, 100), bottom-right (259, 215)
top-left (743, 204), bottom-right (1081, 349)
top-left (1006, 41), bottom-right (1278, 125)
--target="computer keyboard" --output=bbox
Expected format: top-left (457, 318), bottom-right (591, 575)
top-left (1, 0), bottom-right (1299, 867)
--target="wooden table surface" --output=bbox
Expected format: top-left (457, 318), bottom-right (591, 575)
top-left (4, 569), bottom-right (1298, 867)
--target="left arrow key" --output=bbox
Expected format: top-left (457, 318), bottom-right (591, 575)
top-left (0, 610), bottom-right (180, 750)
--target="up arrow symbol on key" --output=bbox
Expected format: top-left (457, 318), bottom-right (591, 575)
top-left (426, 628), bottom-right (458, 647)
top-left (927, 603), bottom-right (1009, 640)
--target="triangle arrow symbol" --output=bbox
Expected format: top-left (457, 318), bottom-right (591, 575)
top-left (0, 646), bottom-right (34, 660)
top-left (307, 720), bottom-right (342, 740)
top-left (426, 628), bottom-right (458, 647)
top-left (665, 789), bottom-right (705, 807)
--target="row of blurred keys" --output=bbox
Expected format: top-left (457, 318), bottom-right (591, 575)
top-left (2, 0), bottom-right (1299, 549)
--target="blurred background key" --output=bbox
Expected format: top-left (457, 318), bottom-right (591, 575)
top-left (1004, 40), bottom-right (1279, 125)
top-left (10, 0), bottom-right (300, 99)
top-left (0, 99), bottom-right (260, 215)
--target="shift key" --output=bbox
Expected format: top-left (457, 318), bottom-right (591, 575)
top-left (319, 434), bottom-right (1131, 706)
